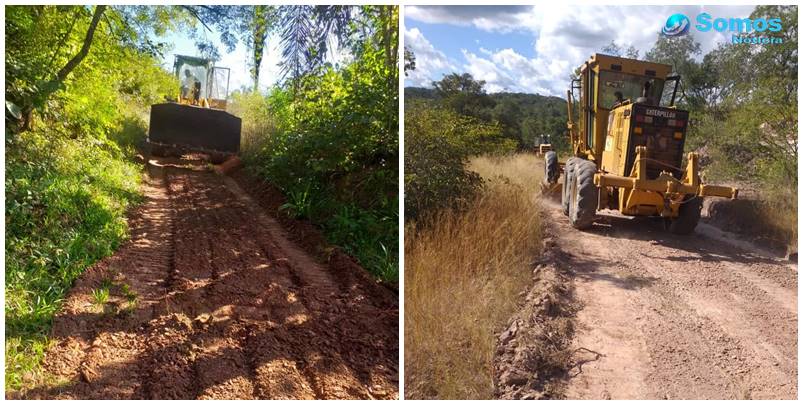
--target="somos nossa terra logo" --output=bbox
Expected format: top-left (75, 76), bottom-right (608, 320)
top-left (662, 12), bottom-right (784, 44)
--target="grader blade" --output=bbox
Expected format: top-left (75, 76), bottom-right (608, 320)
top-left (540, 180), bottom-right (563, 201)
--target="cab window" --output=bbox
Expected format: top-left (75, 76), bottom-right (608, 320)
top-left (598, 71), bottom-right (665, 109)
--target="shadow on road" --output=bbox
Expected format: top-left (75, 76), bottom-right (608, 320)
top-left (581, 212), bottom-right (780, 266)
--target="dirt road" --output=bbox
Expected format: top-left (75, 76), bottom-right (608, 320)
top-left (549, 204), bottom-right (797, 399)
top-left (25, 155), bottom-right (398, 399)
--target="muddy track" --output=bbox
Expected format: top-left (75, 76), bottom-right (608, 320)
top-left (543, 203), bottom-right (797, 399)
top-left (24, 156), bottom-right (398, 400)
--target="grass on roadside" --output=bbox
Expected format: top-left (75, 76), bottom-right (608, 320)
top-left (405, 153), bottom-right (544, 399)
top-left (5, 125), bottom-right (144, 391)
top-left (756, 189), bottom-right (797, 254)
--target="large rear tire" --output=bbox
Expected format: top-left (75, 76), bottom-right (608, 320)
top-left (562, 157), bottom-right (578, 215)
top-left (544, 151), bottom-right (558, 185)
top-left (669, 195), bottom-right (702, 235)
top-left (569, 159), bottom-right (598, 230)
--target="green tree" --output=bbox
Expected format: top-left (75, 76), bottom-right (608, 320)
top-left (492, 97), bottom-right (522, 145)
top-left (645, 34), bottom-right (705, 109)
top-left (601, 40), bottom-right (639, 59)
top-left (432, 73), bottom-right (496, 120)
top-left (404, 46), bottom-right (416, 75)
top-left (702, 5), bottom-right (797, 184)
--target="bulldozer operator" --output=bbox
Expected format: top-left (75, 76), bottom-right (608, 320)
top-left (181, 69), bottom-right (201, 103)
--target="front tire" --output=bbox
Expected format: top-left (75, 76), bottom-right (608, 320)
top-left (562, 157), bottom-right (578, 215)
top-left (544, 151), bottom-right (558, 185)
top-left (569, 159), bottom-right (598, 230)
top-left (669, 195), bottom-right (702, 235)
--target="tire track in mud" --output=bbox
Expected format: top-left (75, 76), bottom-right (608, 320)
top-left (26, 156), bottom-right (398, 400)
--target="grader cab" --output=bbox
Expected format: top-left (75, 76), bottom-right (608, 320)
top-left (148, 55), bottom-right (241, 156)
top-left (542, 54), bottom-right (737, 234)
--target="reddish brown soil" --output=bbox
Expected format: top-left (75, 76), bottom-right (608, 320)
top-left (23, 155), bottom-right (398, 400)
top-left (229, 169), bottom-right (397, 293)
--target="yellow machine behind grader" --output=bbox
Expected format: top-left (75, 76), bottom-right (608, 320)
top-left (542, 54), bottom-right (738, 234)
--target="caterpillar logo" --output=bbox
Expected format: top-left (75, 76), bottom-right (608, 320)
top-left (644, 108), bottom-right (677, 119)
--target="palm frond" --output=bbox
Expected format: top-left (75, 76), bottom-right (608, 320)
top-left (278, 5), bottom-right (314, 82)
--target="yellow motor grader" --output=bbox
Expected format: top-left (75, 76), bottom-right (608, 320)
top-left (542, 54), bottom-right (738, 234)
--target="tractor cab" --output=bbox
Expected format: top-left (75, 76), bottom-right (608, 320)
top-left (147, 55), bottom-right (241, 155)
top-left (173, 55), bottom-right (231, 110)
top-left (569, 54), bottom-right (679, 167)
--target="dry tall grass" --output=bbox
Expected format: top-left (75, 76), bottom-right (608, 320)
top-left (759, 190), bottom-right (798, 255)
top-left (405, 153), bottom-right (545, 399)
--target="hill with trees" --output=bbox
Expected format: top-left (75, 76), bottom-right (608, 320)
top-left (405, 85), bottom-right (568, 151)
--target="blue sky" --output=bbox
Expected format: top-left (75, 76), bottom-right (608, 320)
top-left (404, 5), bottom-right (760, 96)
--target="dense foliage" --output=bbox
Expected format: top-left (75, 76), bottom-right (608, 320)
top-left (404, 74), bottom-right (560, 223)
top-left (232, 6), bottom-right (399, 283)
top-left (5, 5), bottom-right (177, 389)
top-left (406, 81), bottom-right (568, 151)
top-left (404, 99), bottom-right (516, 222)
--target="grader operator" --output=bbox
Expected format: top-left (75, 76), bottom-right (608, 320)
top-left (542, 54), bottom-right (738, 234)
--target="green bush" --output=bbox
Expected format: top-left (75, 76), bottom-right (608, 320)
top-left (5, 5), bottom-right (176, 389)
top-left (404, 99), bottom-right (516, 222)
top-left (232, 42), bottom-right (398, 284)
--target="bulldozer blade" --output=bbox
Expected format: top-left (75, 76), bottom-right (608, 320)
top-left (148, 103), bottom-right (241, 154)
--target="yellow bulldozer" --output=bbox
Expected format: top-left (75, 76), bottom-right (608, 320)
top-left (542, 54), bottom-right (738, 234)
top-left (148, 55), bottom-right (241, 159)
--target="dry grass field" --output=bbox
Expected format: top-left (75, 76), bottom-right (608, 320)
top-left (404, 153), bottom-right (545, 399)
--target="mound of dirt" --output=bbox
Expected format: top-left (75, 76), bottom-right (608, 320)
top-left (702, 198), bottom-right (794, 257)
top-left (213, 155), bottom-right (242, 175)
top-left (494, 236), bottom-right (577, 400)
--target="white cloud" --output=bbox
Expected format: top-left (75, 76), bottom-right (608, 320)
top-left (405, 6), bottom-right (532, 33)
top-left (407, 5), bottom-right (757, 95)
top-left (461, 48), bottom-right (552, 94)
top-left (404, 27), bottom-right (457, 87)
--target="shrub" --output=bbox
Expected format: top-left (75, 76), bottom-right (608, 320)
top-left (230, 42), bottom-right (398, 284)
top-left (404, 100), bottom-right (516, 222)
